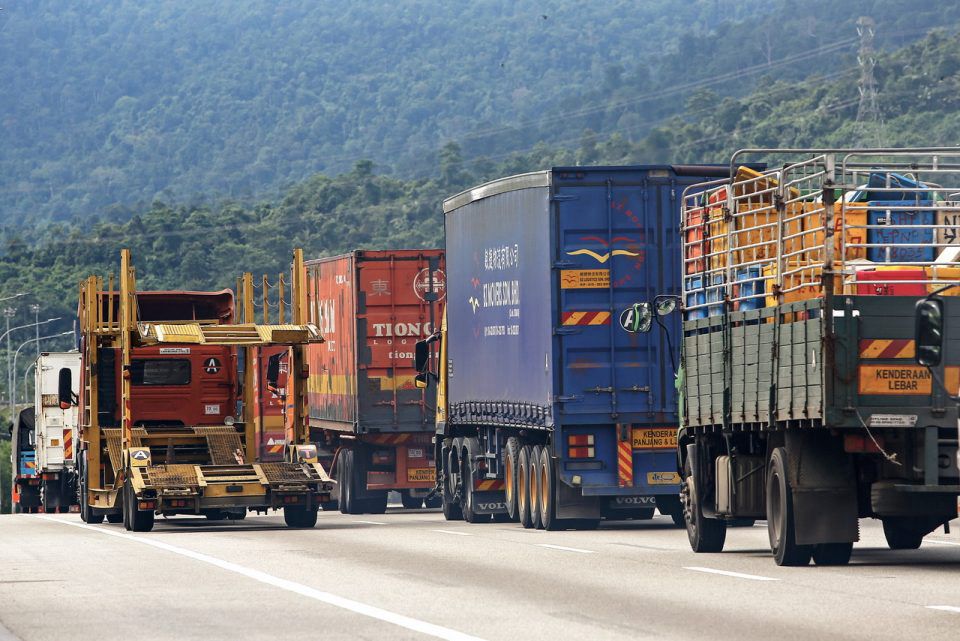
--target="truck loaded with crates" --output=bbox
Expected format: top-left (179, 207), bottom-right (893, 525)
top-left (416, 165), bottom-right (735, 529)
top-left (75, 249), bottom-right (334, 531)
top-left (305, 250), bottom-right (445, 514)
top-left (10, 352), bottom-right (81, 513)
top-left (642, 148), bottom-right (960, 566)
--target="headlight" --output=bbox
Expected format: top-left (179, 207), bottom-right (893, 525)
top-left (224, 415), bottom-right (236, 426)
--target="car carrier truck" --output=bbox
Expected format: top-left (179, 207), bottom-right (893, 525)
top-left (653, 148), bottom-right (960, 565)
top-left (11, 352), bottom-right (81, 513)
top-left (75, 249), bottom-right (334, 531)
top-left (305, 250), bottom-right (445, 514)
top-left (416, 165), bottom-right (733, 529)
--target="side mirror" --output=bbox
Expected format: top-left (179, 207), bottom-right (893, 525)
top-left (620, 303), bottom-right (653, 333)
top-left (656, 297), bottom-right (678, 317)
top-left (266, 354), bottom-right (281, 389)
top-left (915, 298), bottom-right (944, 367)
top-left (58, 368), bottom-right (73, 409)
top-left (414, 340), bottom-right (429, 373)
top-left (415, 373), bottom-right (428, 389)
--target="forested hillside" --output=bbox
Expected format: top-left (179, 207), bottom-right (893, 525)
top-left (1, 0), bottom-right (955, 225)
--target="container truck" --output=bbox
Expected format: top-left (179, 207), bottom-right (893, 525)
top-left (416, 165), bottom-right (732, 529)
top-left (649, 148), bottom-right (960, 565)
top-left (305, 250), bottom-right (445, 514)
top-left (75, 249), bottom-right (334, 531)
top-left (11, 352), bottom-right (81, 513)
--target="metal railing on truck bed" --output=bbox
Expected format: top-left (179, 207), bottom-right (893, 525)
top-left (682, 149), bottom-right (960, 318)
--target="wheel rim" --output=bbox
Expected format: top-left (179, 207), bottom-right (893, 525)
top-left (768, 469), bottom-right (784, 549)
top-left (539, 461), bottom-right (549, 513)
top-left (505, 454), bottom-right (514, 508)
top-left (518, 456), bottom-right (527, 515)
top-left (461, 456), bottom-right (471, 511)
top-left (683, 476), bottom-right (697, 537)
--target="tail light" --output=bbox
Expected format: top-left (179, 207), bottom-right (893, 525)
top-left (567, 434), bottom-right (595, 459)
top-left (844, 434), bottom-right (884, 454)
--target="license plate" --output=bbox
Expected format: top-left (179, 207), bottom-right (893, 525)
top-left (631, 428), bottom-right (677, 450)
top-left (647, 472), bottom-right (681, 485)
top-left (407, 468), bottom-right (436, 483)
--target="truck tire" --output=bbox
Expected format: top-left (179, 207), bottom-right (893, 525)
top-left (320, 499), bottom-right (340, 511)
top-left (517, 445), bottom-right (534, 529)
top-left (683, 457), bottom-right (726, 553)
top-left (284, 504), bottom-right (319, 528)
top-left (538, 446), bottom-right (559, 531)
top-left (767, 448), bottom-right (811, 566)
top-left (106, 513), bottom-right (123, 524)
top-left (337, 449), bottom-right (351, 514)
top-left (503, 437), bottom-right (521, 521)
top-left (339, 449), bottom-right (364, 515)
top-left (442, 445), bottom-right (463, 521)
top-left (656, 494), bottom-right (686, 528)
top-left (78, 453), bottom-right (104, 524)
top-left (424, 495), bottom-right (442, 509)
top-left (124, 479), bottom-right (154, 533)
top-left (362, 492), bottom-right (388, 515)
top-left (529, 445), bottom-right (544, 530)
top-left (812, 542), bottom-right (853, 566)
top-left (400, 491), bottom-right (423, 509)
top-left (461, 439), bottom-right (491, 524)
top-left (882, 517), bottom-right (925, 550)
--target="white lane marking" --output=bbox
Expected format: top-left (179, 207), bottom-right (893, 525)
top-left (925, 539), bottom-right (960, 547)
top-left (927, 606), bottom-right (960, 613)
top-left (353, 520), bottom-right (388, 525)
top-left (36, 516), bottom-right (486, 641)
top-left (431, 529), bottom-right (473, 537)
top-left (536, 543), bottom-right (596, 554)
top-left (683, 566), bottom-right (778, 581)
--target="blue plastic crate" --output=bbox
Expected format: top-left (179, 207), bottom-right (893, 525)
top-left (867, 200), bottom-right (935, 263)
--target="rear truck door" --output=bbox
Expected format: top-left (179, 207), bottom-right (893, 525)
top-left (554, 173), bottom-right (680, 491)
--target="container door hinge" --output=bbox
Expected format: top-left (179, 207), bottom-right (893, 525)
top-left (619, 385), bottom-right (650, 393)
top-left (585, 386), bottom-right (614, 394)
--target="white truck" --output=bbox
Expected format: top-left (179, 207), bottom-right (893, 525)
top-left (13, 352), bottom-right (81, 512)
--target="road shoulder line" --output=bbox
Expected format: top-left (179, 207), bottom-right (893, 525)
top-left (683, 566), bottom-right (778, 581)
top-left (35, 516), bottom-right (486, 641)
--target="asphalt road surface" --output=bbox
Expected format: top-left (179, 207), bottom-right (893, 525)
top-left (1, 508), bottom-right (959, 641)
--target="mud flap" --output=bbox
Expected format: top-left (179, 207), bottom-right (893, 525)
top-left (555, 479), bottom-right (602, 520)
top-left (786, 432), bottom-right (859, 545)
top-left (471, 490), bottom-right (507, 514)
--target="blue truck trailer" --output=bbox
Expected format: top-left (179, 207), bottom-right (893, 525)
top-left (416, 165), bottom-right (732, 529)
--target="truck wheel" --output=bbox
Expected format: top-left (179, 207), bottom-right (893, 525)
top-left (424, 495), bottom-right (442, 509)
top-left (882, 517), bottom-right (925, 550)
top-left (400, 491), bottom-right (423, 509)
top-left (503, 437), bottom-right (521, 521)
top-left (682, 457), bottom-right (726, 553)
top-left (320, 499), bottom-right (339, 511)
top-left (205, 510), bottom-right (228, 521)
top-left (538, 446), bottom-right (559, 531)
top-left (363, 492), bottom-right (388, 515)
top-left (106, 513), bottom-right (123, 524)
top-left (767, 448), bottom-right (811, 566)
top-left (124, 480), bottom-right (154, 533)
top-left (461, 441), bottom-right (491, 523)
top-left (656, 494), bottom-right (686, 528)
top-left (812, 542), bottom-right (853, 566)
top-left (78, 455), bottom-right (103, 524)
top-left (284, 504), bottom-right (319, 528)
top-left (442, 445), bottom-right (463, 521)
top-left (529, 445), bottom-right (544, 529)
top-left (517, 445), bottom-right (534, 529)
top-left (340, 449), bottom-right (364, 515)
top-left (337, 449), bottom-right (351, 514)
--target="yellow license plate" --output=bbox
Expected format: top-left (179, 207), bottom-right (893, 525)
top-left (407, 468), bottom-right (436, 483)
top-left (647, 472), bottom-right (681, 485)
top-left (631, 428), bottom-right (677, 450)
top-left (859, 365), bottom-right (960, 395)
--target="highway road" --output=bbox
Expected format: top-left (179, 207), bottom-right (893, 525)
top-left (1, 508), bottom-right (959, 641)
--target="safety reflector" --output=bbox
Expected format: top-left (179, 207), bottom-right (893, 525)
top-left (568, 446), bottom-right (595, 459)
top-left (567, 434), bottom-right (595, 447)
top-left (843, 434), bottom-right (884, 454)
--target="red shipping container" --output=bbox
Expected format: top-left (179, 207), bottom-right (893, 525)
top-left (855, 268), bottom-right (927, 296)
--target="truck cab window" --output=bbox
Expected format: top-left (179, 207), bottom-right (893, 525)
top-left (130, 359), bottom-right (191, 386)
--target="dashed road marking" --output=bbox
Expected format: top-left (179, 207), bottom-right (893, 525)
top-left (925, 539), bottom-right (960, 547)
top-left (927, 606), bottom-right (960, 613)
top-left (432, 529), bottom-right (473, 536)
top-left (536, 543), bottom-right (596, 554)
top-left (683, 566), bottom-right (778, 581)
top-left (353, 520), bottom-right (388, 525)
top-left (36, 516), bottom-right (487, 641)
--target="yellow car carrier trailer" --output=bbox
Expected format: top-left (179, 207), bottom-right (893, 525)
top-left (75, 249), bottom-right (334, 531)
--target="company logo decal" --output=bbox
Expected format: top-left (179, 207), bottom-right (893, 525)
top-left (567, 236), bottom-right (641, 264)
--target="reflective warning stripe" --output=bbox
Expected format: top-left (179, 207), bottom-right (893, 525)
top-left (859, 339), bottom-right (915, 360)
top-left (474, 479), bottom-right (505, 491)
top-left (365, 434), bottom-right (413, 446)
top-left (617, 439), bottom-right (633, 488)
top-left (561, 311), bottom-right (612, 326)
top-left (63, 429), bottom-right (73, 461)
top-left (267, 444), bottom-right (285, 454)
